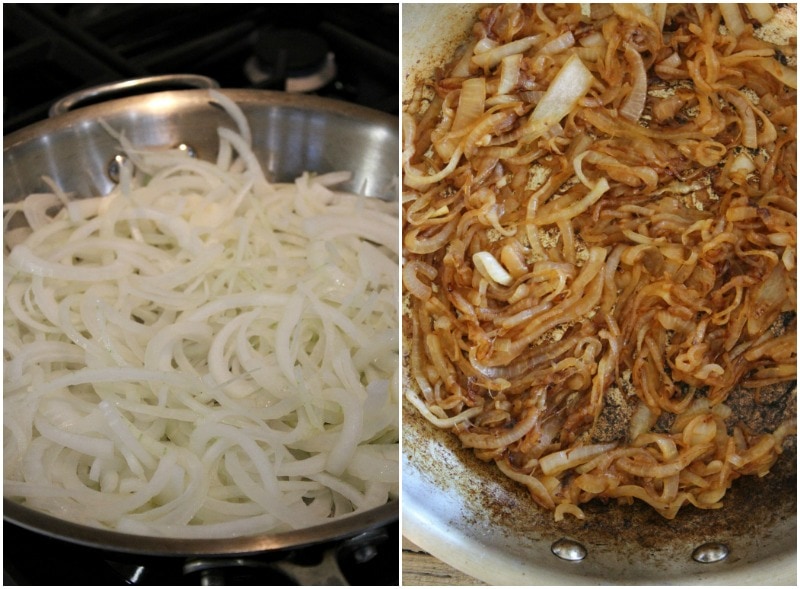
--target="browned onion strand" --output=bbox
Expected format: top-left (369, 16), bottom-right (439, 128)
top-left (402, 3), bottom-right (796, 520)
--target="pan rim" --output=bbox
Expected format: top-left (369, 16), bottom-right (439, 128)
top-left (4, 497), bottom-right (398, 556)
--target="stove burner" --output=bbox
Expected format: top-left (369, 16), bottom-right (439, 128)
top-left (244, 28), bottom-right (337, 92)
top-left (3, 3), bottom-right (398, 134)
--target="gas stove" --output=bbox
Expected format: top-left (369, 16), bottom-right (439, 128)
top-left (3, 3), bottom-right (398, 134)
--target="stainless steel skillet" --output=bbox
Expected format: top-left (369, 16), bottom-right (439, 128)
top-left (4, 78), bottom-right (399, 558)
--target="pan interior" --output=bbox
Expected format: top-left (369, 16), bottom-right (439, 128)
top-left (403, 399), bottom-right (796, 585)
top-left (400, 5), bottom-right (797, 583)
top-left (3, 89), bottom-right (399, 552)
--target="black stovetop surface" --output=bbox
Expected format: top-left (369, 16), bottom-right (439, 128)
top-left (4, 519), bottom-right (399, 586)
top-left (4, 3), bottom-right (398, 134)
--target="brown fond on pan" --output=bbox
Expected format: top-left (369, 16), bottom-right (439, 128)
top-left (403, 395), bottom-right (796, 583)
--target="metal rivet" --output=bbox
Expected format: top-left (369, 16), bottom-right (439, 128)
top-left (108, 153), bottom-right (128, 183)
top-left (692, 542), bottom-right (729, 564)
top-left (177, 143), bottom-right (197, 158)
top-left (551, 538), bottom-right (587, 562)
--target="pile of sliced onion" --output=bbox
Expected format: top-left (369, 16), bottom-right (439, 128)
top-left (402, 2), bottom-right (796, 522)
top-left (3, 91), bottom-right (399, 537)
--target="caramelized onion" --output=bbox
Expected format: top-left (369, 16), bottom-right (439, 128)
top-left (496, 53), bottom-right (523, 95)
top-left (403, 3), bottom-right (796, 521)
top-left (619, 44), bottom-right (648, 122)
top-left (747, 3), bottom-right (775, 23)
top-left (403, 259), bottom-right (437, 300)
top-left (472, 35), bottom-right (543, 70)
top-left (458, 405), bottom-right (540, 449)
top-left (522, 53), bottom-right (595, 141)
top-left (539, 31), bottom-right (575, 55)
top-left (539, 443), bottom-right (618, 476)
top-left (452, 77), bottom-right (487, 132)
top-left (720, 4), bottom-right (748, 36)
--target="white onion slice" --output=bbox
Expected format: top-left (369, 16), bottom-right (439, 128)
top-left (522, 53), bottom-right (595, 141)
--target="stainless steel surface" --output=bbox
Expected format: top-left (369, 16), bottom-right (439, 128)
top-left (401, 4), bottom-right (485, 103)
top-left (692, 542), bottom-right (730, 565)
top-left (3, 87), bottom-right (398, 555)
top-left (401, 3), bottom-right (796, 586)
top-left (550, 539), bottom-right (587, 563)
top-left (403, 405), bottom-right (796, 585)
top-left (6, 88), bottom-right (398, 204)
top-left (4, 497), bottom-right (396, 556)
top-left (48, 74), bottom-right (220, 117)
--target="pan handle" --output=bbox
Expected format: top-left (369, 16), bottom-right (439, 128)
top-left (49, 74), bottom-right (220, 117)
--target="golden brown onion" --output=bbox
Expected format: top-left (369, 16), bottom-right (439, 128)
top-left (403, 3), bottom-right (796, 521)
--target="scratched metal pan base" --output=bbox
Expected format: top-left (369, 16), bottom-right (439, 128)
top-left (403, 403), bottom-right (796, 585)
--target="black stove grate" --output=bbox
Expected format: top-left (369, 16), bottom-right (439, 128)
top-left (3, 3), bottom-right (399, 134)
